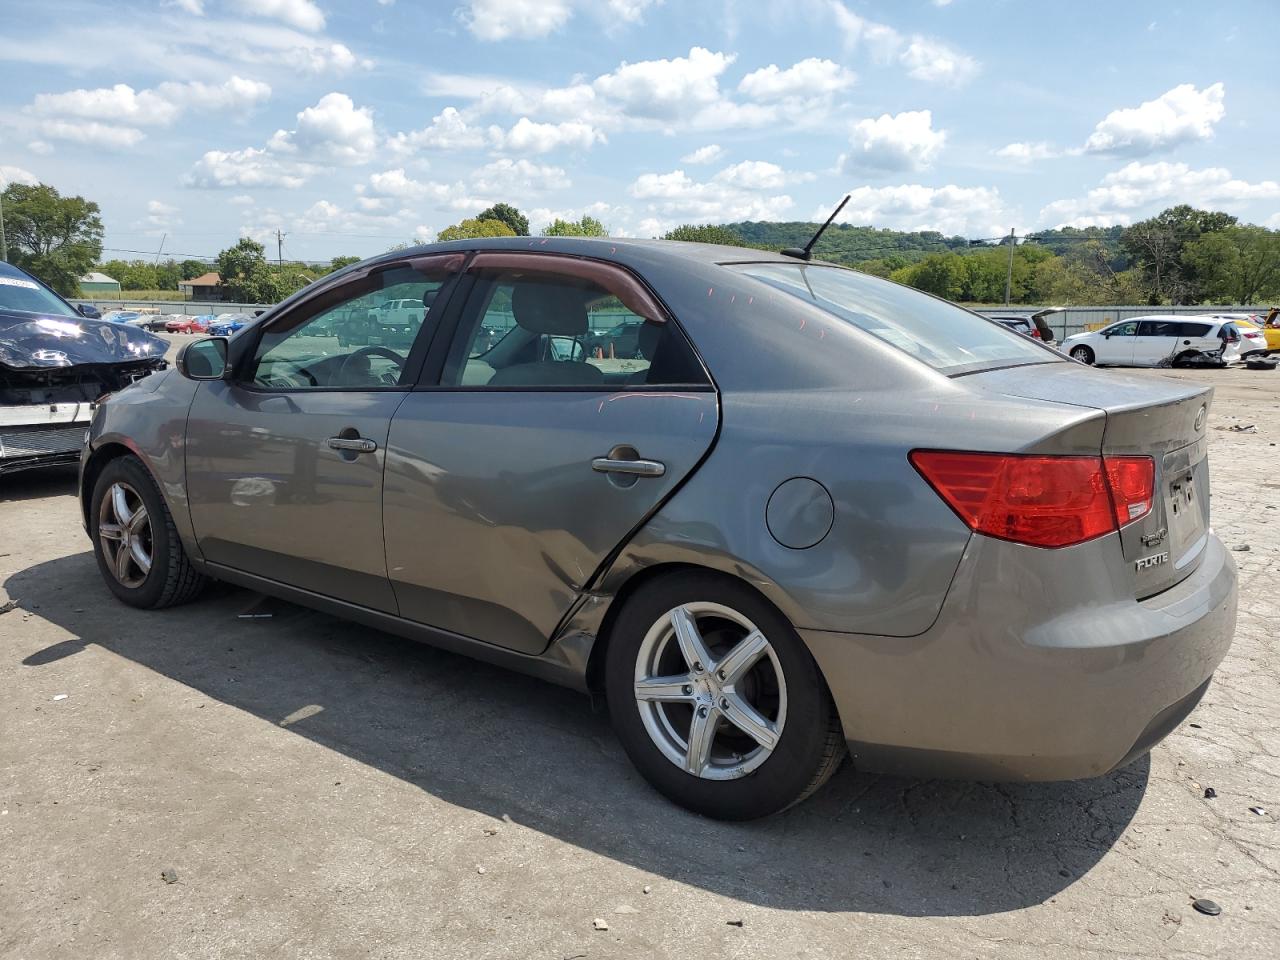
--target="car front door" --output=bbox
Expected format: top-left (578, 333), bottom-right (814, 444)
top-left (185, 255), bottom-right (463, 611)
top-left (1096, 321), bottom-right (1138, 365)
top-left (383, 252), bottom-right (718, 654)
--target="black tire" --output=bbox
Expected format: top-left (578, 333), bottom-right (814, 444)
top-left (90, 454), bottom-right (207, 609)
top-left (1070, 345), bottom-right (1095, 365)
top-left (605, 571), bottom-right (844, 820)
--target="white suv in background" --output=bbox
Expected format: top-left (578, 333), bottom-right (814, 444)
top-left (1061, 316), bottom-right (1242, 367)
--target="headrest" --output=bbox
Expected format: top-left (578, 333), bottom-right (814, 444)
top-left (511, 282), bottom-right (588, 336)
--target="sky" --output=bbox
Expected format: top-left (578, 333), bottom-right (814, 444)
top-left (1, 0), bottom-right (1278, 262)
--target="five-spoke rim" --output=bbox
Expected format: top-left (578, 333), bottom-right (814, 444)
top-left (634, 602), bottom-right (787, 780)
top-left (98, 481), bottom-right (153, 589)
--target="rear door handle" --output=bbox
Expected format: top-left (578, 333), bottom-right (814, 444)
top-left (326, 436), bottom-right (377, 453)
top-left (592, 456), bottom-right (665, 478)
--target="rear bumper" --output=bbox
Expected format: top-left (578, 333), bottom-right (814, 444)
top-left (801, 531), bottom-right (1237, 781)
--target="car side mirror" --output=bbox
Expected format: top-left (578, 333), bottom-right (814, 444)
top-left (77, 303), bottom-right (101, 319)
top-left (177, 337), bottom-right (229, 381)
top-left (1103, 333), bottom-right (1111, 339)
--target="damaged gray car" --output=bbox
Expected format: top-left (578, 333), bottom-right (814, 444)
top-left (0, 260), bottom-right (166, 475)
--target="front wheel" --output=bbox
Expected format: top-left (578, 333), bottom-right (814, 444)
top-left (91, 455), bottom-right (207, 609)
top-left (605, 571), bottom-right (844, 820)
top-left (1070, 345), bottom-right (1095, 364)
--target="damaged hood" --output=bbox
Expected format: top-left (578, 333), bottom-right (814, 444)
top-left (0, 311), bottom-right (167, 371)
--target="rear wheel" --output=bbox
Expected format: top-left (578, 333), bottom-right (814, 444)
top-left (1070, 345), bottom-right (1095, 364)
top-left (91, 455), bottom-right (207, 609)
top-left (605, 571), bottom-right (844, 820)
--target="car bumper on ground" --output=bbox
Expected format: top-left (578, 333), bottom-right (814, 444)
top-left (800, 531), bottom-right (1237, 782)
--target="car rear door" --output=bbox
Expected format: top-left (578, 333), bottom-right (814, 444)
top-left (383, 252), bottom-right (718, 655)
top-left (1131, 319), bottom-right (1180, 365)
top-left (185, 255), bottom-right (463, 611)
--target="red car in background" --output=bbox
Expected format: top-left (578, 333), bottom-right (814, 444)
top-left (164, 315), bottom-right (212, 334)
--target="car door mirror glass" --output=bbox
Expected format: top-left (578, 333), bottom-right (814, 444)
top-left (77, 303), bottom-right (101, 319)
top-left (179, 337), bottom-right (229, 380)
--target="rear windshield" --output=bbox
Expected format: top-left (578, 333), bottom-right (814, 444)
top-left (728, 263), bottom-right (1057, 375)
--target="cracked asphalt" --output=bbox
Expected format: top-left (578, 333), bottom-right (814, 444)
top-left (1, 365), bottom-right (1277, 959)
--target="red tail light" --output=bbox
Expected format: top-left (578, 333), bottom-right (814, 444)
top-left (910, 451), bottom-right (1154, 549)
top-left (1030, 329), bottom-right (1042, 339)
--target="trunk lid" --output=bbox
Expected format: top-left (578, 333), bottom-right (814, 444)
top-left (964, 362), bottom-right (1212, 597)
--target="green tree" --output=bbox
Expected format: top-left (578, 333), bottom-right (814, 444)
top-left (541, 215), bottom-right (608, 237)
top-left (476, 203), bottom-right (530, 237)
top-left (327, 255), bottom-right (361, 273)
top-left (179, 259), bottom-right (207, 280)
top-left (216, 237), bottom-right (278, 303)
top-left (437, 217), bottom-right (517, 241)
top-left (1183, 227), bottom-right (1280, 304)
top-left (1, 182), bottom-right (103, 296)
top-left (155, 259), bottom-right (181, 291)
top-left (662, 224), bottom-right (743, 245)
top-left (1120, 205), bottom-right (1238, 303)
top-left (117, 261), bottom-right (159, 290)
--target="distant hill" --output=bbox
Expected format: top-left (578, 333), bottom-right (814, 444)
top-left (722, 221), bottom-right (973, 265)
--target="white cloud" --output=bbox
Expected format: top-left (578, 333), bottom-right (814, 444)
top-left (386, 107), bottom-right (489, 154)
top-left (471, 158), bottom-right (570, 193)
top-left (230, 0), bottom-right (326, 32)
top-left (738, 58), bottom-right (856, 101)
top-left (0, 165), bottom-right (39, 187)
top-left (831, 184), bottom-right (1013, 237)
top-left (459, 0), bottom-right (574, 40)
top-left (268, 92), bottom-right (377, 165)
top-left (1040, 160), bottom-right (1280, 226)
top-left (166, 0), bottom-right (204, 12)
top-left (827, 2), bottom-right (979, 85)
top-left (899, 38), bottom-right (979, 84)
top-left (230, 195), bottom-right (255, 206)
top-left (185, 147), bottom-right (307, 188)
top-left (713, 160), bottom-right (792, 191)
top-left (628, 168), bottom-right (793, 224)
top-left (995, 141), bottom-right (1058, 163)
top-left (1084, 83), bottom-right (1226, 156)
top-left (30, 76), bottom-right (270, 128)
top-left (365, 169), bottom-right (449, 201)
top-left (593, 47), bottom-right (734, 121)
top-left (681, 144), bottom-right (723, 165)
top-left (37, 120), bottom-right (145, 149)
top-left (142, 200), bottom-right (183, 228)
top-left (457, 0), bottom-right (658, 40)
top-left (27, 141), bottom-right (53, 155)
top-left (488, 117), bottom-right (605, 153)
top-left (842, 110), bottom-right (945, 173)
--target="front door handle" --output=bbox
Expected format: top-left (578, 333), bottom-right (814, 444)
top-left (592, 456), bottom-right (665, 478)
top-left (326, 436), bottom-right (377, 453)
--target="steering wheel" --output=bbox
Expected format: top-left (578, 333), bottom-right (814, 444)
top-left (337, 345), bottom-right (406, 385)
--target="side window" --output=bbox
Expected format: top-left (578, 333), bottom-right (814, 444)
top-left (1108, 322), bottom-right (1138, 337)
top-left (1180, 322), bottom-right (1212, 338)
top-left (442, 268), bottom-right (707, 389)
top-left (248, 262), bottom-right (455, 389)
top-left (1137, 320), bottom-right (1179, 337)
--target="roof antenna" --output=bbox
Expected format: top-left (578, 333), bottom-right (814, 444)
top-left (782, 194), bottom-right (850, 261)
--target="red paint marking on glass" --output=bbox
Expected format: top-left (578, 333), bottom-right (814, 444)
top-left (798, 317), bottom-right (806, 331)
top-left (748, 296), bottom-right (753, 304)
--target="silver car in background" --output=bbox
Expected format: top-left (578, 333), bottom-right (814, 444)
top-left (79, 238), bottom-right (1237, 819)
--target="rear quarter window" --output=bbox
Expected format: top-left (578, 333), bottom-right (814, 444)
top-left (728, 262), bottom-right (1057, 375)
top-left (1179, 322), bottom-right (1212, 337)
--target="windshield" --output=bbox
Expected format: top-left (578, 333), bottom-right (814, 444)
top-left (728, 262), bottom-right (1058, 375)
top-left (0, 271), bottom-right (79, 319)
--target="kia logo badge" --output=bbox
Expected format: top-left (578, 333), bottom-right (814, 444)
top-left (1193, 406), bottom-right (1206, 431)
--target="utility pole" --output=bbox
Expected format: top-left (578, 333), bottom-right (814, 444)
top-left (1003, 228), bottom-right (1016, 306)
top-left (275, 228), bottom-right (286, 266)
top-left (0, 189), bottom-right (8, 263)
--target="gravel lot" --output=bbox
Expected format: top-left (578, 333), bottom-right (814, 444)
top-left (1, 362), bottom-right (1277, 960)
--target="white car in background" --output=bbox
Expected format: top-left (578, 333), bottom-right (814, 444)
top-left (1061, 315), bottom-right (1243, 367)
top-left (1202, 314), bottom-right (1270, 357)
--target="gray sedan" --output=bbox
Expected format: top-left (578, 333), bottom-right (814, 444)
top-left (79, 238), bottom-right (1237, 819)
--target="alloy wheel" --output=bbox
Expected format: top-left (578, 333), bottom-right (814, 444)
top-left (98, 481), bottom-right (153, 589)
top-left (633, 602), bottom-right (787, 780)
